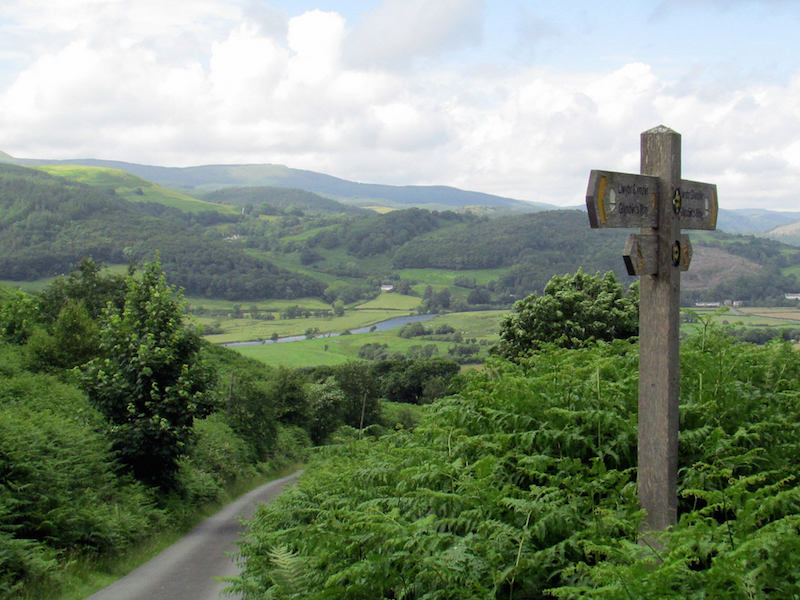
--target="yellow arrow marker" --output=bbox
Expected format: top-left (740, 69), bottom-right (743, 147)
top-left (597, 175), bottom-right (607, 223)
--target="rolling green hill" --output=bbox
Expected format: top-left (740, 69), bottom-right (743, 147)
top-left (0, 164), bottom-right (324, 299)
top-left (3, 153), bottom-right (551, 213)
top-left (34, 164), bottom-right (235, 213)
top-left (2, 159), bottom-right (799, 305)
top-left (201, 185), bottom-right (368, 215)
top-left (766, 219), bottom-right (800, 246)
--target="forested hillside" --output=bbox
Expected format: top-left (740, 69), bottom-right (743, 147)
top-left (0, 164), bottom-right (324, 299)
top-left (307, 207), bottom-right (469, 258)
top-left (3, 162), bottom-right (800, 305)
top-left (201, 186), bottom-right (368, 215)
top-left (391, 210), bottom-right (634, 296)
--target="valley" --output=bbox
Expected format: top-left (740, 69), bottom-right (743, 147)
top-left (3, 153), bottom-right (800, 599)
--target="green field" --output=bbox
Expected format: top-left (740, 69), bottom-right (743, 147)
top-left (187, 296), bottom-right (331, 313)
top-left (35, 165), bottom-right (236, 214)
top-left (199, 308), bottom-right (418, 344)
top-left (355, 291), bottom-right (420, 311)
top-left (781, 264), bottom-right (800, 279)
top-left (228, 311), bottom-right (507, 367)
top-left (232, 329), bottom-right (457, 368)
top-left (685, 306), bottom-right (800, 327)
top-left (397, 267), bottom-right (509, 287)
top-left (0, 278), bottom-right (51, 292)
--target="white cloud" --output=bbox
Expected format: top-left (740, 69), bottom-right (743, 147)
top-left (343, 0), bottom-right (484, 68)
top-left (287, 10), bottom-right (345, 85)
top-left (0, 1), bottom-right (799, 210)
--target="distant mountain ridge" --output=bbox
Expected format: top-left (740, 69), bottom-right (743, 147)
top-left (716, 208), bottom-right (800, 235)
top-left (1, 151), bottom-right (799, 232)
top-left (0, 152), bottom-right (550, 214)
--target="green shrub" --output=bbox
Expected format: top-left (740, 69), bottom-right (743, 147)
top-left (260, 425), bottom-right (311, 473)
top-left (0, 405), bottom-right (162, 556)
top-left (378, 400), bottom-right (425, 430)
top-left (179, 414), bottom-right (258, 505)
top-left (0, 527), bottom-right (58, 598)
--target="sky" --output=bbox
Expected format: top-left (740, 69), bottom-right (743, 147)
top-left (1, 0), bottom-right (799, 210)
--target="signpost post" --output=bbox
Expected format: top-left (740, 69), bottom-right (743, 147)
top-left (586, 126), bottom-right (718, 531)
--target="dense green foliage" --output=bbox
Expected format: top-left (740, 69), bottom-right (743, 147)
top-left (0, 262), bottom-right (319, 597)
top-left (231, 329), bottom-right (800, 598)
top-left (308, 208), bottom-right (468, 258)
top-left (1, 258), bottom-right (477, 597)
top-left (0, 344), bottom-right (164, 597)
top-left (495, 270), bottom-right (638, 360)
top-left (78, 261), bottom-right (215, 488)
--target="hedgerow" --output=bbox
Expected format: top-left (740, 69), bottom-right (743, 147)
top-left (230, 329), bottom-right (800, 598)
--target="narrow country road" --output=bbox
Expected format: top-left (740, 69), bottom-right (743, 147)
top-left (86, 471), bottom-right (300, 600)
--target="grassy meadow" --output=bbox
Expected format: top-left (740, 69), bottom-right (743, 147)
top-left (34, 165), bottom-right (235, 213)
top-left (687, 305), bottom-right (800, 328)
top-left (230, 311), bottom-right (506, 368)
top-left (199, 309), bottom-right (414, 345)
top-left (398, 267), bottom-right (510, 287)
top-left (193, 292), bottom-right (424, 345)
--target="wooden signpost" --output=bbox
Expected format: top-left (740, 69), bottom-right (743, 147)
top-left (586, 126), bottom-right (718, 531)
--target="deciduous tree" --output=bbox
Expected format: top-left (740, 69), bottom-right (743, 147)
top-left (494, 269), bottom-right (638, 360)
top-left (78, 261), bottom-right (214, 488)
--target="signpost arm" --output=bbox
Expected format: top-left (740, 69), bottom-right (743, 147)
top-left (638, 126), bottom-right (682, 531)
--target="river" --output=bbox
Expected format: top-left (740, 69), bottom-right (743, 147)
top-left (222, 313), bottom-right (438, 347)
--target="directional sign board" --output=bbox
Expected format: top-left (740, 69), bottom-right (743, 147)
top-left (586, 127), bottom-right (719, 533)
top-left (676, 180), bottom-right (718, 230)
top-left (622, 233), bottom-right (692, 276)
top-left (586, 170), bottom-right (658, 229)
top-left (622, 233), bottom-right (657, 276)
top-left (587, 170), bottom-right (718, 230)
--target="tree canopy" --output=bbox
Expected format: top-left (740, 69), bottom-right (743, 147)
top-left (494, 269), bottom-right (638, 360)
top-left (78, 260), bottom-right (214, 488)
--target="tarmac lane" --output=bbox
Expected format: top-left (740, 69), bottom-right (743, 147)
top-left (85, 471), bottom-right (301, 600)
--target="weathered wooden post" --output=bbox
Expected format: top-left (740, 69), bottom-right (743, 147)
top-left (586, 125), bottom-right (718, 531)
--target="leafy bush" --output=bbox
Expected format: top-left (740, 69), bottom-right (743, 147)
top-left (179, 414), bottom-right (258, 500)
top-left (0, 292), bottom-right (38, 345)
top-left (0, 528), bottom-right (56, 599)
top-left (494, 269), bottom-right (638, 360)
